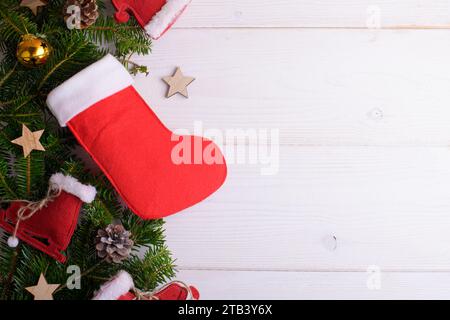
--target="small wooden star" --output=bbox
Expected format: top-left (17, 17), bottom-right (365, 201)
top-left (26, 274), bottom-right (59, 300)
top-left (20, 0), bottom-right (47, 15)
top-left (163, 67), bottom-right (195, 98)
top-left (11, 124), bottom-right (45, 158)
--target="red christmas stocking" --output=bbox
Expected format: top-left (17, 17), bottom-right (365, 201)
top-left (92, 270), bottom-right (200, 300)
top-left (0, 173), bottom-right (96, 263)
top-left (112, 0), bottom-right (191, 39)
top-left (46, 54), bottom-right (227, 220)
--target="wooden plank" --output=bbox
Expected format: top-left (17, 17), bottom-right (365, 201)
top-left (134, 29), bottom-right (450, 146)
top-left (176, 269), bottom-right (450, 299)
top-left (175, 0), bottom-right (450, 28)
top-left (165, 146), bottom-right (450, 271)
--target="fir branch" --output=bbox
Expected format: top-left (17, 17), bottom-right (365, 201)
top-left (0, 11), bottom-right (24, 35)
top-left (0, 4), bottom-right (37, 38)
top-left (37, 48), bottom-right (82, 91)
top-left (0, 162), bottom-right (18, 199)
top-left (1, 246), bottom-right (20, 300)
top-left (26, 156), bottom-right (31, 195)
top-left (54, 259), bottom-right (106, 293)
top-left (0, 62), bottom-right (17, 88)
top-left (90, 25), bottom-right (141, 31)
top-left (12, 94), bottom-right (40, 112)
top-left (0, 0), bottom-right (174, 300)
top-left (0, 113), bottom-right (41, 118)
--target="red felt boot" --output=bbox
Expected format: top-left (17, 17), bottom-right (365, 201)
top-left (0, 173), bottom-right (96, 263)
top-left (112, 0), bottom-right (191, 39)
top-left (46, 54), bottom-right (227, 220)
top-left (92, 270), bottom-right (200, 300)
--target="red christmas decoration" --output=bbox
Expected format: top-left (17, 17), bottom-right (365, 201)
top-left (93, 270), bottom-right (200, 300)
top-left (46, 54), bottom-right (227, 220)
top-left (0, 173), bottom-right (96, 263)
top-left (112, 0), bottom-right (191, 39)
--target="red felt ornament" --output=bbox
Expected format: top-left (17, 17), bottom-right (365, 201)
top-left (46, 55), bottom-right (227, 220)
top-left (112, 0), bottom-right (191, 39)
top-left (0, 173), bottom-right (96, 263)
top-left (92, 270), bottom-right (200, 300)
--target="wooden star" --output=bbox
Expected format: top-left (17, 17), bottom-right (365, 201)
top-left (20, 0), bottom-right (47, 15)
top-left (11, 124), bottom-right (45, 158)
top-left (163, 67), bottom-right (195, 98)
top-left (26, 274), bottom-right (59, 300)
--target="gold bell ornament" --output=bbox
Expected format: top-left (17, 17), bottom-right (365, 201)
top-left (16, 34), bottom-right (51, 67)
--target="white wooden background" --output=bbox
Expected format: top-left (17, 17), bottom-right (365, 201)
top-left (133, 1), bottom-right (450, 299)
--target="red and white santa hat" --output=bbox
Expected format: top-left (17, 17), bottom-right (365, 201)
top-left (145, 0), bottom-right (191, 39)
top-left (112, 0), bottom-right (191, 40)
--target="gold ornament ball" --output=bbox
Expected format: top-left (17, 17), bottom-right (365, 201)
top-left (16, 34), bottom-right (51, 67)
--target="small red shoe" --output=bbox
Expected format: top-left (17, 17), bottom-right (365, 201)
top-left (93, 270), bottom-right (200, 300)
top-left (151, 282), bottom-right (200, 300)
top-left (0, 173), bottom-right (96, 263)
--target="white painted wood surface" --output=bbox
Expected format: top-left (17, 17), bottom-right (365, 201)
top-left (175, 1), bottom-right (450, 28)
top-left (176, 270), bottom-right (450, 300)
top-left (133, 1), bottom-right (450, 299)
top-left (134, 29), bottom-right (450, 146)
top-left (162, 147), bottom-right (450, 271)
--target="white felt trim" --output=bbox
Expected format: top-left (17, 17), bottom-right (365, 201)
top-left (145, 0), bottom-right (191, 39)
top-left (92, 271), bottom-right (134, 300)
top-left (50, 173), bottom-right (97, 203)
top-left (46, 54), bottom-right (133, 127)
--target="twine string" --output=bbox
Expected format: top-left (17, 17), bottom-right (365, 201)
top-left (133, 281), bottom-right (195, 301)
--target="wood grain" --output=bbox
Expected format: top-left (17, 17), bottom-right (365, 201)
top-left (134, 29), bottom-right (450, 146)
top-left (165, 146), bottom-right (450, 271)
top-left (176, 270), bottom-right (450, 300)
top-left (133, 1), bottom-right (450, 298)
top-left (175, 1), bottom-right (450, 29)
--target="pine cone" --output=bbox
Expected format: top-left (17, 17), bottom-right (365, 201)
top-left (96, 223), bottom-right (134, 264)
top-left (63, 0), bottom-right (99, 29)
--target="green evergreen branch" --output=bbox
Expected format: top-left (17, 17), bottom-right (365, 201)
top-left (37, 49), bottom-right (82, 91)
top-left (97, 198), bottom-right (115, 222)
top-left (12, 95), bottom-right (39, 112)
top-left (26, 156), bottom-right (31, 195)
top-left (0, 0), bottom-right (175, 300)
top-left (0, 169), bottom-right (18, 199)
top-left (0, 63), bottom-right (17, 88)
top-left (54, 259), bottom-right (106, 293)
top-left (0, 11), bottom-right (24, 35)
top-left (0, 113), bottom-right (41, 118)
top-left (90, 25), bottom-right (141, 31)
top-left (1, 246), bottom-right (20, 300)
